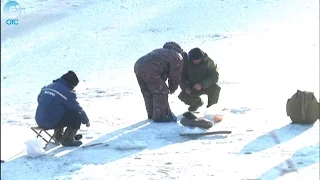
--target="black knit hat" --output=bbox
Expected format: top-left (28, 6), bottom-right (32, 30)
top-left (61, 71), bottom-right (79, 87)
top-left (188, 48), bottom-right (204, 60)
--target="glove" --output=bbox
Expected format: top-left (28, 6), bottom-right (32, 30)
top-left (86, 121), bottom-right (90, 127)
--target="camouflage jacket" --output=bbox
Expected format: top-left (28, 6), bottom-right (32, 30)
top-left (134, 47), bottom-right (184, 93)
top-left (180, 53), bottom-right (219, 90)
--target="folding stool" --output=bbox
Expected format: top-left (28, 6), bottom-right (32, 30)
top-left (30, 126), bottom-right (60, 149)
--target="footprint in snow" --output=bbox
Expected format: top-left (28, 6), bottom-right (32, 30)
top-left (22, 115), bottom-right (32, 119)
top-left (95, 90), bottom-right (106, 94)
top-left (7, 120), bottom-right (17, 123)
top-left (68, 164), bottom-right (82, 172)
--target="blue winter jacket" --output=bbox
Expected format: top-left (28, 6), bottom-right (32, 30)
top-left (35, 78), bottom-right (89, 129)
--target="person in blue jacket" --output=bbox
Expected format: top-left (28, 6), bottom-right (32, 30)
top-left (35, 71), bottom-right (90, 146)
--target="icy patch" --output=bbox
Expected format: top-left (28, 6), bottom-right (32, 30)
top-left (147, 27), bottom-right (173, 33)
top-left (181, 127), bottom-right (207, 134)
top-left (195, 33), bottom-right (228, 41)
top-left (112, 140), bottom-right (148, 150)
top-left (217, 107), bottom-right (254, 114)
top-left (230, 107), bottom-right (251, 114)
top-left (218, 80), bottom-right (241, 85)
top-left (79, 87), bottom-right (134, 99)
top-left (6, 120), bottom-right (18, 124)
top-left (68, 163), bottom-right (83, 172)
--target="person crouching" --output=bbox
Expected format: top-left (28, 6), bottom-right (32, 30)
top-left (35, 71), bottom-right (90, 146)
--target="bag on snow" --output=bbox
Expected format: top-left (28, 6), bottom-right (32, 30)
top-left (25, 137), bottom-right (46, 158)
top-left (286, 90), bottom-right (320, 124)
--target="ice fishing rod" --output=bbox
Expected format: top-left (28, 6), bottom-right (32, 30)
top-left (2, 149), bottom-right (27, 163)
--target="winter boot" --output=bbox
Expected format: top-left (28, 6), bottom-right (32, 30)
top-left (180, 117), bottom-right (198, 127)
top-left (53, 128), bottom-right (64, 144)
top-left (188, 100), bottom-right (204, 112)
top-left (180, 117), bottom-right (213, 129)
top-left (182, 111), bottom-right (197, 119)
top-left (195, 117), bottom-right (214, 129)
top-left (153, 112), bottom-right (177, 123)
top-left (61, 128), bottom-right (83, 146)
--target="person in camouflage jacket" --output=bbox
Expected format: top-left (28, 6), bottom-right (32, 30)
top-left (134, 42), bottom-right (184, 122)
top-left (178, 47), bottom-right (221, 112)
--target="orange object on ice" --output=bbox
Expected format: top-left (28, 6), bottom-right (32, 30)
top-left (214, 115), bottom-right (223, 122)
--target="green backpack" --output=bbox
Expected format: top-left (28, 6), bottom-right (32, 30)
top-left (286, 90), bottom-right (320, 124)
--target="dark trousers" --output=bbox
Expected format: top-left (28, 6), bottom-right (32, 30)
top-left (179, 84), bottom-right (221, 108)
top-left (52, 110), bottom-right (82, 130)
top-left (135, 73), bottom-right (172, 121)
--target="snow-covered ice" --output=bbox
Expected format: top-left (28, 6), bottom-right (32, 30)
top-left (1, 0), bottom-right (319, 179)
